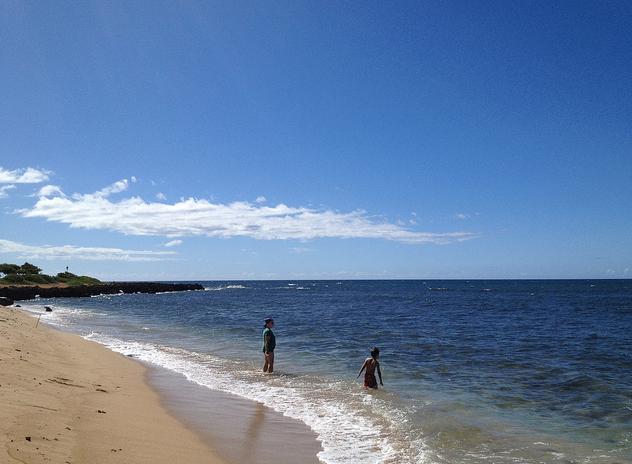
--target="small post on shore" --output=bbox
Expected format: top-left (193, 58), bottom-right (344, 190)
top-left (35, 314), bottom-right (41, 328)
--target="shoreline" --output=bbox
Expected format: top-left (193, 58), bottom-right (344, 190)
top-left (0, 306), bottom-right (224, 464)
top-left (1, 305), bottom-right (324, 464)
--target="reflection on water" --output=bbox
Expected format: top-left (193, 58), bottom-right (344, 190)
top-left (147, 365), bottom-right (321, 464)
top-left (241, 402), bottom-right (265, 463)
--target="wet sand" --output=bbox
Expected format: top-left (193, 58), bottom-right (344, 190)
top-left (148, 366), bottom-right (323, 464)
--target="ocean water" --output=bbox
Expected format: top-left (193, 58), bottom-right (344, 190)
top-left (22, 280), bottom-right (632, 464)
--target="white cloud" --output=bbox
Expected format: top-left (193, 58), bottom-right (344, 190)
top-left (156, 192), bottom-right (167, 201)
top-left (255, 196), bottom-right (267, 204)
top-left (131, 176), bottom-right (137, 183)
top-left (0, 239), bottom-right (176, 262)
top-left (21, 179), bottom-right (477, 245)
top-left (164, 239), bottom-right (183, 247)
top-left (0, 167), bottom-right (50, 184)
top-left (455, 213), bottom-right (470, 220)
top-left (0, 185), bottom-right (16, 199)
top-left (89, 179), bottom-right (129, 198)
top-left (37, 185), bottom-right (66, 198)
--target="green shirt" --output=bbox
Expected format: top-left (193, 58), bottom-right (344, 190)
top-left (262, 327), bottom-right (276, 353)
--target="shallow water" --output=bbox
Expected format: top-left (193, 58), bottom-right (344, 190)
top-left (24, 280), bottom-right (632, 463)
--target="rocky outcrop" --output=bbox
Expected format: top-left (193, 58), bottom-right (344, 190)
top-left (0, 296), bottom-right (14, 306)
top-left (0, 282), bottom-right (204, 302)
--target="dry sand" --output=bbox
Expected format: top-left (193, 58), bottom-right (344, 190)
top-left (0, 307), bottom-right (224, 464)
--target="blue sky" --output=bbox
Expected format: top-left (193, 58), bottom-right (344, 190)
top-left (1, 1), bottom-right (631, 280)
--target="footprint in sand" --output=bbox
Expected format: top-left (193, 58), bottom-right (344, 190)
top-left (47, 377), bottom-right (84, 388)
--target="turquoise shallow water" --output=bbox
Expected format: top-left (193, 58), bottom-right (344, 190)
top-left (24, 280), bottom-right (632, 463)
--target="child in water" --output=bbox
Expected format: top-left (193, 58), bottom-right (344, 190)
top-left (262, 318), bottom-right (276, 373)
top-left (357, 347), bottom-right (383, 389)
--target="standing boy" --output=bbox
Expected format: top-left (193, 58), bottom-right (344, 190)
top-left (262, 318), bottom-right (276, 373)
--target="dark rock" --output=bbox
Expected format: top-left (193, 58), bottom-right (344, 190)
top-left (0, 297), bottom-right (13, 306)
top-left (44, 306), bottom-right (53, 312)
top-left (14, 304), bottom-right (21, 307)
top-left (0, 282), bottom-right (204, 302)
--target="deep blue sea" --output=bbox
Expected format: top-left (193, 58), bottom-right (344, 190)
top-left (23, 280), bottom-right (632, 463)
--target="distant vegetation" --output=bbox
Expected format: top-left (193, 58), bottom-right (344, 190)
top-left (0, 262), bottom-right (101, 286)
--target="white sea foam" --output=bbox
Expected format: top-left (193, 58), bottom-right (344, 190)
top-left (20, 303), bottom-right (108, 328)
top-left (90, 292), bottom-right (126, 298)
top-left (272, 285), bottom-right (310, 290)
top-left (204, 284), bottom-right (248, 291)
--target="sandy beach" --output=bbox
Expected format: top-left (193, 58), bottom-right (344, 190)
top-left (0, 306), bottom-right (224, 464)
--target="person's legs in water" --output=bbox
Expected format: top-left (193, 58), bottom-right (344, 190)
top-left (263, 351), bottom-right (274, 373)
top-left (364, 370), bottom-right (378, 389)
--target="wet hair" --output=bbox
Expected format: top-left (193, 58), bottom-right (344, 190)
top-left (264, 318), bottom-right (274, 328)
top-left (370, 347), bottom-right (380, 358)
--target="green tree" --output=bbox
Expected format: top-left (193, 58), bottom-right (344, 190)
top-left (0, 263), bottom-right (20, 275)
top-left (18, 262), bottom-right (42, 275)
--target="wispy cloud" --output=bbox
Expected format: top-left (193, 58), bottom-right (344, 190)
top-left (290, 247), bottom-right (313, 254)
top-left (36, 185), bottom-right (66, 198)
top-left (156, 192), bottom-right (167, 201)
top-left (21, 179), bottom-right (477, 245)
top-left (164, 239), bottom-right (183, 247)
top-left (455, 212), bottom-right (480, 220)
top-left (0, 238), bottom-right (176, 262)
top-left (0, 167), bottom-right (50, 184)
top-left (0, 185), bottom-right (16, 199)
top-left (92, 179), bottom-right (129, 198)
top-left (255, 196), bottom-right (267, 204)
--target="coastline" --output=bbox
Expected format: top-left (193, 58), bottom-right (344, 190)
top-left (2, 281), bottom-right (628, 463)
top-left (0, 306), bottom-right (224, 464)
top-left (0, 282), bottom-right (204, 304)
